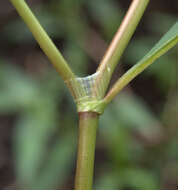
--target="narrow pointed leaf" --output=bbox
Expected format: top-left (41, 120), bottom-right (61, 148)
top-left (105, 21), bottom-right (178, 104)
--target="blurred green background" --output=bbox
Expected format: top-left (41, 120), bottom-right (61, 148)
top-left (0, 0), bottom-right (178, 190)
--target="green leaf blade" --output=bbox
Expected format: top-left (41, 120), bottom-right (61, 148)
top-left (141, 21), bottom-right (178, 64)
top-left (104, 21), bottom-right (178, 104)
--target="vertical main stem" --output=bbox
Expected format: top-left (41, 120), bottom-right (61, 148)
top-left (75, 112), bottom-right (99, 190)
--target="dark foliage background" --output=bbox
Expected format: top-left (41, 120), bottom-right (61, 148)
top-left (0, 0), bottom-right (178, 190)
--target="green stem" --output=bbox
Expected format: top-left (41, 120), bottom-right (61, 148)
top-left (10, 0), bottom-right (75, 81)
top-left (96, 0), bottom-right (149, 87)
top-left (75, 112), bottom-right (99, 190)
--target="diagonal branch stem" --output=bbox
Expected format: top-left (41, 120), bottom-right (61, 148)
top-left (96, 0), bottom-right (149, 89)
top-left (10, 0), bottom-right (75, 81)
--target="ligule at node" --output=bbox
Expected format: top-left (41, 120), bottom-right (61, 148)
top-left (65, 69), bottom-right (111, 114)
